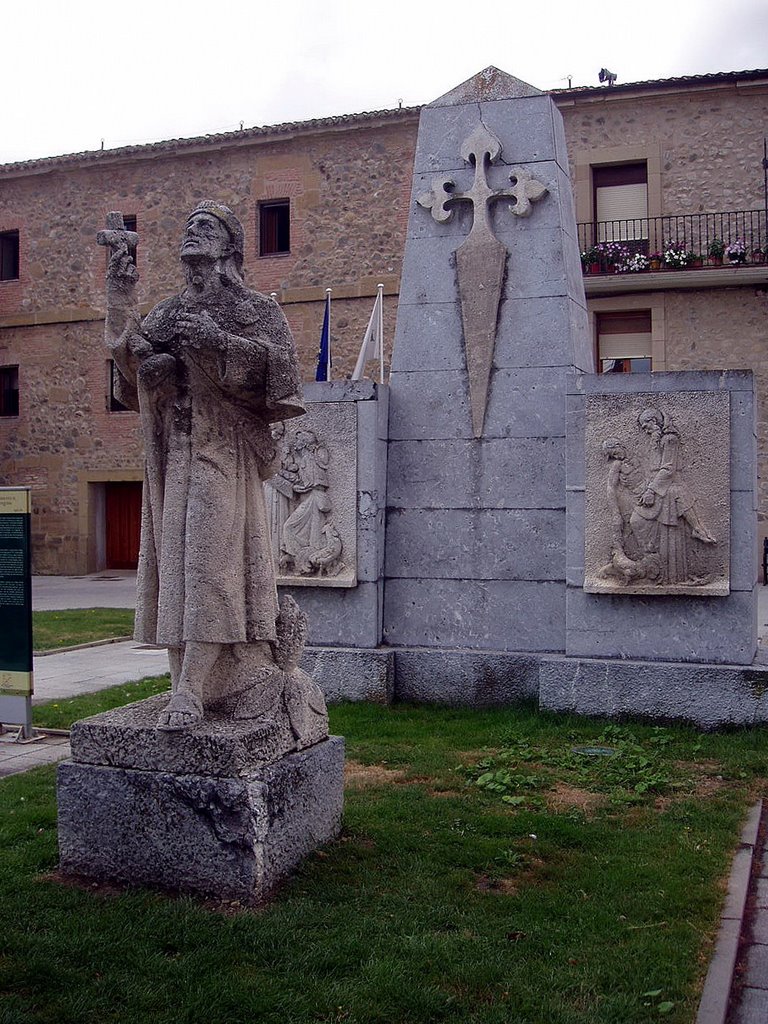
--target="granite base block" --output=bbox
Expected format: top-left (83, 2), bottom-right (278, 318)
top-left (69, 693), bottom-right (327, 777)
top-left (539, 656), bottom-right (768, 728)
top-left (57, 736), bottom-right (344, 903)
top-left (301, 646), bottom-right (394, 703)
top-left (394, 648), bottom-right (540, 705)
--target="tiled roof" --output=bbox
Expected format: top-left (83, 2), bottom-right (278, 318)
top-left (0, 106), bottom-right (421, 176)
top-left (549, 67), bottom-right (768, 98)
top-left (3, 67), bottom-right (767, 175)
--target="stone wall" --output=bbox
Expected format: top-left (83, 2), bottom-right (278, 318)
top-left (556, 79), bottom-right (767, 215)
top-left (554, 78), bottom-right (768, 542)
top-left (0, 115), bottom-right (416, 572)
top-left (664, 287), bottom-right (768, 530)
top-left (0, 319), bottom-right (144, 572)
top-left (0, 113), bottom-right (417, 379)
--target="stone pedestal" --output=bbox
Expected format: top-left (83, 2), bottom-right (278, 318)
top-left (57, 697), bottom-right (344, 903)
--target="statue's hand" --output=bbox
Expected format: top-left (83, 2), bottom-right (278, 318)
top-left (176, 311), bottom-right (226, 350)
top-left (106, 249), bottom-right (138, 285)
top-left (640, 488), bottom-right (656, 507)
top-left (128, 334), bottom-right (154, 360)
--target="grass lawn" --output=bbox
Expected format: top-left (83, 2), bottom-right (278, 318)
top-left (33, 609), bottom-right (135, 652)
top-left (4, 689), bottom-right (768, 1024)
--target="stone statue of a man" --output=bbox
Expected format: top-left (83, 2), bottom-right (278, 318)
top-left (100, 203), bottom-right (326, 739)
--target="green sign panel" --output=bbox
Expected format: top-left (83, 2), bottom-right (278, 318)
top-left (0, 488), bottom-right (33, 696)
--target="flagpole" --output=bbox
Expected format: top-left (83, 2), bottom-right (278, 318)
top-left (376, 283), bottom-right (384, 384)
top-left (325, 288), bottom-right (332, 381)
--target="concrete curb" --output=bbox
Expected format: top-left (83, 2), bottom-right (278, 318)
top-left (696, 799), bottom-right (763, 1024)
top-left (34, 636), bottom-right (132, 658)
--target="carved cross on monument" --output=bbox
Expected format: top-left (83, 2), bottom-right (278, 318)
top-left (417, 123), bottom-right (548, 437)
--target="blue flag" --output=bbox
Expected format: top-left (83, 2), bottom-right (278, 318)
top-left (315, 292), bottom-right (331, 381)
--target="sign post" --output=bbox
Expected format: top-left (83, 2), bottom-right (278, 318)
top-left (0, 487), bottom-right (34, 740)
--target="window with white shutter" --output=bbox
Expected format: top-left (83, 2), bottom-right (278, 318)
top-left (597, 311), bottom-right (652, 373)
top-left (593, 164), bottom-right (648, 242)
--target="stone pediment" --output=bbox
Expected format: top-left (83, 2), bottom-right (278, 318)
top-left (428, 66), bottom-right (542, 106)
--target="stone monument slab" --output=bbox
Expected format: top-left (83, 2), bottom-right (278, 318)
top-left (565, 370), bottom-right (756, 667)
top-left (385, 66), bottom-right (591, 658)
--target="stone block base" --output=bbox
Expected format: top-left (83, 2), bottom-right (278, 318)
top-left (539, 656), bottom-right (768, 728)
top-left (302, 646), bottom-right (393, 703)
top-left (393, 648), bottom-right (541, 705)
top-left (69, 693), bottom-right (327, 777)
top-left (298, 642), bottom-right (768, 728)
top-left (57, 736), bottom-right (344, 903)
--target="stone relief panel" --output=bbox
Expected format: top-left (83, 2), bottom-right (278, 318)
top-left (267, 402), bottom-right (357, 588)
top-left (584, 391), bottom-right (730, 596)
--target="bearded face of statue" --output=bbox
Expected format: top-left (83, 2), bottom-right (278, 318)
top-left (180, 212), bottom-right (232, 262)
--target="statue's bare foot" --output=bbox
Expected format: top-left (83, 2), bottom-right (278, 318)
top-left (157, 692), bottom-right (203, 731)
top-left (692, 527), bottom-right (716, 544)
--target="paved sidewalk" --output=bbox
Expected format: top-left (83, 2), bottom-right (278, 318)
top-left (0, 732), bottom-right (72, 779)
top-left (0, 638), bottom-right (170, 777)
top-left (33, 570), bottom-right (137, 610)
top-left (33, 641), bottom-right (169, 702)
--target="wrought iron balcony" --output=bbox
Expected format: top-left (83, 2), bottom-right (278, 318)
top-left (577, 210), bottom-right (768, 275)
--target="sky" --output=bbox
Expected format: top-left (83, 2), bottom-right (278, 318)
top-left (2, 0), bottom-right (767, 165)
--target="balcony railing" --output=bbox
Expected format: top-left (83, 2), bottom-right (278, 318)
top-left (577, 210), bottom-right (768, 273)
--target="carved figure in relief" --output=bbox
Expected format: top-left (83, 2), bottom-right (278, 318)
top-left (598, 408), bottom-right (717, 587)
top-left (99, 203), bottom-right (328, 743)
top-left (267, 422), bottom-right (296, 565)
top-left (278, 429), bottom-right (344, 578)
top-left (597, 439), bottom-right (653, 581)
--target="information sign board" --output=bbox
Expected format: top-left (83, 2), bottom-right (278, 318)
top-left (0, 489), bottom-right (33, 710)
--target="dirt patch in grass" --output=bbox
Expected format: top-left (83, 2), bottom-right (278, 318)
top-left (344, 760), bottom-right (410, 788)
top-left (475, 874), bottom-right (520, 896)
top-left (457, 748), bottom-right (497, 764)
top-left (545, 781), bottom-right (608, 816)
top-left (653, 760), bottom-right (729, 810)
top-left (344, 760), bottom-right (463, 796)
top-left (474, 856), bottom-right (546, 898)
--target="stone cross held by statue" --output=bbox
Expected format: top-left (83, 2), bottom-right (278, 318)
top-left (97, 211), bottom-right (139, 281)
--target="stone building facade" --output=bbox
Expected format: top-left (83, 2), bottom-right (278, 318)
top-left (1, 69), bottom-right (767, 574)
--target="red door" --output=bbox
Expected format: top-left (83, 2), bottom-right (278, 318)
top-left (105, 482), bottom-right (142, 570)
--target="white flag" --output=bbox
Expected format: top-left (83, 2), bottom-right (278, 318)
top-left (352, 284), bottom-right (384, 382)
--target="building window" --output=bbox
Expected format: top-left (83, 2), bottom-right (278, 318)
top-left (0, 231), bottom-right (20, 281)
top-left (104, 216), bottom-right (137, 266)
top-left (0, 366), bottom-right (19, 416)
top-left (597, 311), bottom-right (652, 373)
top-left (122, 215), bottom-right (138, 265)
top-left (108, 360), bottom-right (130, 412)
top-left (259, 201), bottom-right (290, 256)
top-left (593, 164), bottom-right (648, 245)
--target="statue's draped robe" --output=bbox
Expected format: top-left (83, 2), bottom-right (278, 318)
top-left (111, 285), bottom-right (304, 647)
top-left (630, 430), bottom-right (693, 584)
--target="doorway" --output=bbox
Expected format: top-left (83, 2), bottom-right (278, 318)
top-left (104, 482), bottom-right (142, 569)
